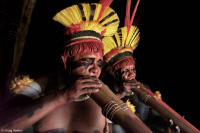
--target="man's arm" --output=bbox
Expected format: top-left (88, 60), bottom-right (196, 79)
top-left (0, 76), bottom-right (102, 130)
top-left (0, 92), bottom-right (66, 130)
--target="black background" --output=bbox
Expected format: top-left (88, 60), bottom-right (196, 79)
top-left (17, 0), bottom-right (199, 129)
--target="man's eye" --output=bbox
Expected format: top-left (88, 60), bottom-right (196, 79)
top-left (131, 68), bottom-right (136, 72)
top-left (86, 59), bottom-right (93, 63)
top-left (80, 58), bottom-right (93, 64)
top-left (122, 69), bottom-right (129, 74)
top-left (97, 60), bottom-right (104, 68)
top-left (80, 61), bottom-right (90, 65)
top-left (98, 64), bottom-right (103, 68)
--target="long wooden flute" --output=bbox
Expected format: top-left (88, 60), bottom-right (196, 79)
top-left (131, 80), bottom-right (200, 133)
top-left (90, 83), bottom-right (152, 133)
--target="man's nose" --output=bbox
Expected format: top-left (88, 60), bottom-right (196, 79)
top-left (89, 64), bottom-right (100, 76)
top-left (127, 71), bottom-right (136, 80)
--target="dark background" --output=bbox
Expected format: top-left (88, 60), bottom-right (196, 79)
top-left (1, 0), bottom-right (199, 129)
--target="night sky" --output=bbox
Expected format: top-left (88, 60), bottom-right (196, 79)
top-left (17, 0), bottom-right (199, 129)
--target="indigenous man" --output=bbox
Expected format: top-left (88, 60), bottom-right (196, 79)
top-left (101, 0), bottom-right (180, 132)
top-left (102, 27), bottom-right (180, 133)
top-left (0, 1), bottom-right (120, 133)
top-left (102, 25), bottom-right (170, 133)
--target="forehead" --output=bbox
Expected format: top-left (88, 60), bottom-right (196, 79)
top-left (121, 63), bottom-right (135, 70)
top-left (112, 57), bottom-right (135, 70)
top-left (73, 52), bottom-right (103, 61)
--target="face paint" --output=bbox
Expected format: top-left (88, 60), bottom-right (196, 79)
top-left (112, 64), bottom-right (136, 95)
top-left (120, 67), bottom-right (136, 81)
top-left (72, 58), bottom-right (95, 70)
top-left (114, 67), bottom-right (136, 81)
top-left (68, 53), bottom-right (103, 78)
top-left (72, 57), bottom-right (103, 70)
top-left (97, 59), bottom-right (104, 68)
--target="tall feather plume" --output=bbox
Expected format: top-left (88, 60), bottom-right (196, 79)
top-left (97, 0), bottom-right (113, 21)
top-left (129, 0), bottom-right (140, 29)
top-left (103, 0), bottom-right (140, 62)
top-left (125, 0), bottom-right (140, 44)
top-left (125, 0), bottom-right (131, 27)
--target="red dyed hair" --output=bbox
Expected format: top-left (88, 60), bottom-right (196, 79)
top-left (112, 57), bottom-right (135, 71)
top-left (61, 40), bottom-right (104, 68)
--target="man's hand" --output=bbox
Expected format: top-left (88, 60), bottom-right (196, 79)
top-left (167, 119), bottom-right (181, 133)
top-left (114, 80), bottom-right (141, 99)
top-left (123, 80), bottom-right (140, 92)
top-left (61, 76), bottom-right (102, 103)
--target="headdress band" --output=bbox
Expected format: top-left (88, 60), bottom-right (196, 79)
top-left (108, 51), bottom-right (133, 66)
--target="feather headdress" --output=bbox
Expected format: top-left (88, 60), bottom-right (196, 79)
top-left (53, 0), bottom-right (120, 68)
top-left (103, 0), bottom-right (140, 64)
top-left (53, 0), bottom-right (119, 46)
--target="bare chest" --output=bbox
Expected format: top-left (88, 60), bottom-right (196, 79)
top-left (68, 99), bottom-right (106, 132)
top-left (34, 99), bottom-right (106, 133)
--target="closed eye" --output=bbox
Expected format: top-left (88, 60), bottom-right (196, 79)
top-left (97, 59), bottom-right (104, 68)
top-left (79, 58), bottom-right (94, 64)
top-left (72, 58), bottom-right (94, 68)
top-left (131, 68), bottom-right (136, 72)
top-left (121, 69), bottom-right (129, 74)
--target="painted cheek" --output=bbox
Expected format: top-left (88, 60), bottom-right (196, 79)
top-left (83, 64), bottom-right (90, 70)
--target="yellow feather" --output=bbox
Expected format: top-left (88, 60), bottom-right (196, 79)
top-left (93, 3), bottom-right (102, 21)
top-left (103, 26), bottom-right (140, 56)
top-left (121, 27), bottom-right (127, 47)
top-left (81, 21), bottom-right (104, 34)
top-left (53, 3), bottom-right (119, 37)
top-left (100, 7), bottom-right (119, 36)
top-left (125, 26), bottom-right (140, 49)
top-left (53, 5), bottom-right (82, 26)
top-left (126, 100), bottom-right (136, 113)
top-left (103, 36), bottom-right (116, 55)
top-left (10, 75), bottom-right (34, 94)
top-left (82, 4), bottom-right (91, 21)
top-left (115, 32), bottom-right (121, 46)
top-left (99, 7), bottom-right (117, 25)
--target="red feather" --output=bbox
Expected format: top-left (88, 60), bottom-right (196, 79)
top-left (125, 0), bottom-right (140, 44)
top-left (129, 0), bottom-right (140, 29)
top-left (125, 0), bottom-right (131, 27)
top-left (97, 0), bottom-right (114, 21)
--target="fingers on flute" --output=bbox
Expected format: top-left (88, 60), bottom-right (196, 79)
top-left (168, 119), bottom-right (181, 133)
